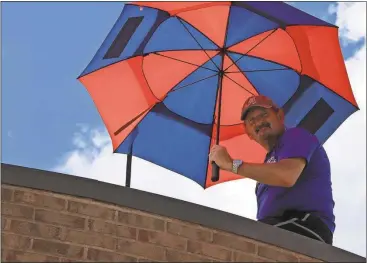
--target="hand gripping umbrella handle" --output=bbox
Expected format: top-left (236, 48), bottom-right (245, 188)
top-left (211, 161), bottom-right (220, 182)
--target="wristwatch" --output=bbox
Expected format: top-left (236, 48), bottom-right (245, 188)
top-left (232, 159), bottom-right (243, 174)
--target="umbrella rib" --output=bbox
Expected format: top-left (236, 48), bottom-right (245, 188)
top-left (226, 68), bottom-right (290, 73)
top-left (178, 18), bottom-right (221, 71)
top-left (154, 52), bottom-right (218, 72)
top-left (224, 28), bottom-right (279, 72)
top-left (223, 74), bottom-right (256, 96)
top-left (114, 109), bottom-right (149, 136)
top-left (168, 73), bottom-right (219, 94)
top-left (223, 51), bottom-right (263, 96)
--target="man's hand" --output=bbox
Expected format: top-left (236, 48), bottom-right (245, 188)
top-left (209, 145), bottom-right (233, 171)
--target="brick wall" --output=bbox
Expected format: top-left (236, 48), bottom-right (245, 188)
top-left (1, 184), bottom-right (321, 262)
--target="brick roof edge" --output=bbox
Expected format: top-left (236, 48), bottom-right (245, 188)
top-left (1, 162), bottom-right (365, 262)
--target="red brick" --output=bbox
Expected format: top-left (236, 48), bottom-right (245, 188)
top-left (14, 190), bottom-right (66, 210)
top-left (2, 217), bottom-right (10, 230)
top-left (2, 233), bottom-right (32, 250)
top-left (2, 187), bottom-right (13, 202)
top-left (63, 229), bottom-right (117, 250)
top-left (1, 202), bottom-right (34, 220)
top-left (233, 251), bottom-right (272, 262)
top-left (1, 218), bottom-right (5, 230)
top-left (116, 238), bottom-right (166, 261)
top-left (35, 209), bottom-right (85, 230)
top-left (138, 229), bottom-right (187, 250)
top-left (31, 238), bottom-right (84, 259)
top-left (88, 219), bottom-right (137, 239)
top-left (9, 219), bottom-right (62, 240)
top-left (116, 224), bottom-right (138, 239)
top-left (87, 247), bottom-right (137, 262)
top-left (87, 219), bottom-right (116, 235)
top-left (166, 249), bottom-right (214, 262)
top-left (258, 245), bottom-right (299, 262)
top-left (2, 249), bottom-right (59, 262)
top-left (212, 232), bottom-right (256, 253)
top-left (118, 211), bottom-right (165, 231)
top-left (67, 200), bottom-right (115, 220)
top-left (187, 240), bottom-right (232, 261)
top-left (167, 221), bottom-right (212, 242)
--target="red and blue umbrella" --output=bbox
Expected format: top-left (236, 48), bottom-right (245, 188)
top-left (78, 1), bottom-right (358, 189)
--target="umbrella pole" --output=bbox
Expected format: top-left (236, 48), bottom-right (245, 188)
top-left (211, 71), bottom-right (224, 182)
top-left (125, 147), bottom-right (133, 188)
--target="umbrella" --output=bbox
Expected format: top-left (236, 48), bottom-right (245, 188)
top-left (78, 1), bottom-right (359, 189)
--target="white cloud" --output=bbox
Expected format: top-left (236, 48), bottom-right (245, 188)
top-left (72, 133), bottom-right (87, 149)
top-left (76, 123), bottom-right (89, 133)
top-left (328, 2), bottom-right (366, 43)
top-left (53, 2), bottom-right (366, 258)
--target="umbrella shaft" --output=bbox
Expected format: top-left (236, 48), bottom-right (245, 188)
top-left (211, 73), bottom-right (224, 183)
top-left (126, 152), bottom-right (132, 187)
top-left (216, 74), bottom-right (224, 144)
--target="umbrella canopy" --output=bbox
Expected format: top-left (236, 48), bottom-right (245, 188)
top-left (78, 1), bottom-right (358, 189)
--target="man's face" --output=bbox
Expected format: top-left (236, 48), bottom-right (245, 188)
top-left (243, 106), bottom-right (284, 143)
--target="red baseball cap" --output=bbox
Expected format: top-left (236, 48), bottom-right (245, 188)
top-left (241, 95), bottom-right (279, 121)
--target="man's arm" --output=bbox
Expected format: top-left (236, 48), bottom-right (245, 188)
top-left (236, 158), bottom-right (306, 187)
top-left (209, 128), bottom-right (319, 187)
top-left (235, 128), bottom-right (318, 187)
top-left (209, 144), bottom-right (306, 187)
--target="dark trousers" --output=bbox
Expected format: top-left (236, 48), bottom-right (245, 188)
top-left (259, 210), bottom-right (333, 245)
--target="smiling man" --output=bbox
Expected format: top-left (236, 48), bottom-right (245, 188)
top-left (209, 95), bottom-right (335, 245)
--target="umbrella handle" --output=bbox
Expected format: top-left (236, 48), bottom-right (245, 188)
top-left (211, 162), bottom-right (220, 182)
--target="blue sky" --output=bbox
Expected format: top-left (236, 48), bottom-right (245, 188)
top-left (2, 2), bottom-right (124, 169)
top-left (0, 1), bottom-right (358, 170)
top-left (2, 2), bottom-right (366, 257)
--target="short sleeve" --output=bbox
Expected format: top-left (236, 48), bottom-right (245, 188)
top-left (277, 128), bottom-right (320, 164)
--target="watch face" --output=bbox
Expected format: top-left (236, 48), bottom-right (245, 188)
top-left (232, 160), bottom-right (243, 173)
top-left (234, 160), bottom-right (243, 166)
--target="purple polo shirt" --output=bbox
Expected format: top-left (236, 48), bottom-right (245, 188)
top-left (256, 127), bottom-right (336, 233)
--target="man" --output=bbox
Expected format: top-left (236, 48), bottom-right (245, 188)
top-left (209, 95), bottom-right (335, 245)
